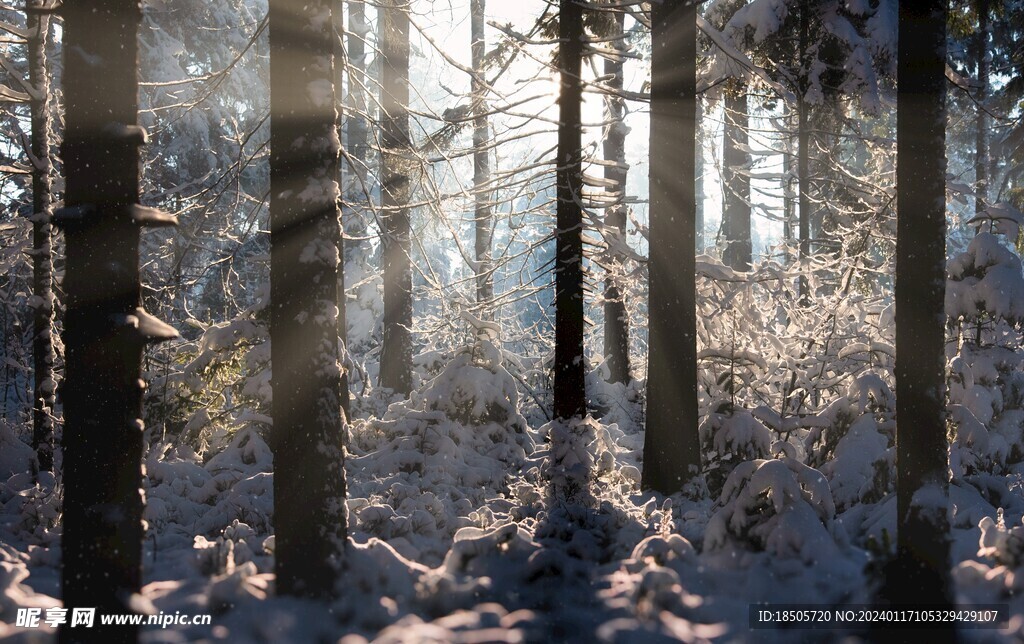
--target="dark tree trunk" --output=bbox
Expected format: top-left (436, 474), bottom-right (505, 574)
top-left (798, 0), bottom-right (811, 305)
top-left (643, 0), bottom-right (701, 493)
top-left (27, 0), bottom-right (55, 474)
top-left (885, 0), bottom-right (953, 620)
top-left (59, 1), bottom-right (178, 641)
top-left (602, 8), bottom-right (630, 385)
top-left (379, 0), bottom-right (413, 395)
top-left (268, 0), bottom-right (347, 598)
top-left (975, 0), bottom-right (990, 216)
top-left (722, 82), bottom-right (751, 272)
top-left (472, 0), bottom-right (494, 315)
top-left (553, 0), bottom-right (585, 421)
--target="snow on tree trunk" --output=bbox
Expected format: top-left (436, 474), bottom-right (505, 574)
top-left (643, 0), bottom-right (702, 493)
top-left (26, 0), bottom-right (55, 474)
top-left (602, 8), bottom-right (631, 386)
top-left (379, 0), bottom-right (414, 396)
top-left (59, 1), bottom-right (179, 640)
top-left (268, 0), bottom-right (347, 598)
top-left (887, 0), bottom-right (953, 614)
top-left (722, 81), bottom-right (751, 272)
top-left (553, 0), bottom-right (585, 421)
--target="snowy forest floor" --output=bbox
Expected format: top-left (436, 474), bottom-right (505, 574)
top-left (2, 366), bottom-right (1024, 643)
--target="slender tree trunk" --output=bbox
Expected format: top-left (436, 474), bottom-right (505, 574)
top-left (334, 1), bottom-right (350, 422)
top-left (269, 0), bottom-right (347, 598)
top-left (975, 0), bottom-right (990, 216)
top-left (885, 0), bottom-right (953, 620)
top-left (696, 98), bottom-right (705, 253)
top-left (472, 0), bottom-right (494, 315)
top-left (59, 2), bottom-right (178, 641)
top-left (643, 0), bottom-right (701, 492)
top-left (27, 0), bottom-right (55, 474)
top-left (798, 0), bottom-right (811, 305)
top-left (344, 0), bottom-right (370, 411)
top-left (603, 8), bottom-right (630, 385)
top-left (553, 0), bottom-right (585, 420)
top-left (783, 112), bottom-right (794, 245)
top-left (722, 82), bottom-right (751, 271)
top-left (347, 1), bottom-right (369, 204)
top-left (379, 0), bottom-right (413, 395)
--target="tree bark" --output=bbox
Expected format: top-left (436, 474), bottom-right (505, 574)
top-left (343, 0), bottom-right (371, 415)
top-left (379, 0), bottom-right (413, 395)
top-left (59, 1), bottom-right (178, 641)
top-left (643, 0), bottom-right (701, 493)
top-left (27, 0), bottom-right (55, 474)
top-left (603, 8), bottom-right (630, 386)
top-left (886, 0), bottom-right (953, 620)
top-left (722, 81), bottom-right (751, 272)
top-left (975, 0), bottom-right (990, 216)
top-left (347, 0), bottom-right (369, 202)
top-left (553, 0), bottom-right (585, 421)
top-left (334, 0), bottom-right (350, 422)
top-left (269, 0), bottom-right (347, 598)
top-left (783, 112), bottom-right (794, 245)
top-left (696, 99), bottom-right (705, 253)
top-left (798, 0), bottom-right (811, 305)
top-left (472, 0), bottom-right (494, 316)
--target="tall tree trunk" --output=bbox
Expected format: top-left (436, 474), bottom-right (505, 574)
top-left (696, 98), bottom-right (705, 253)
top-left (886, 0), bottom-right (953, 619)
top-left (379, 0), bottom-right (413, 395)
top-left (269, 0), bottom-right (347, 598)
top-left (347, 0), bottom-right (369, 205)
top-left (344, 0), bottom-right (370, 414)
top-left (783, 112), bottom-right (794, 245)
top-left (27, 0), bottom-right (55, 474)
top-left (603, 8), bottom-right (630, 385)
top-left (975, 0), bottom-right (990, 216)
top-left (798, 0), bottom-right (811, 305)
top-left (643, 0), bottom-right (701, 493)
top-left (59, 1), bottom-right (178, 641)
top-left (472, 0), bottom-right (494, 315)
top-left (334, 1), bottom-right (350, 422)
top-left (553, 0), bottom-right (585, 420)
top-left (722, 82), bottom-right (751, 271)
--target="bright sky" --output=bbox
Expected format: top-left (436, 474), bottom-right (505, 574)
top-left (400, 0), bottom-right (786, 261)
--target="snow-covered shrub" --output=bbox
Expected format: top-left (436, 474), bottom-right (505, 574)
top-left (347, 338), bottom-right (534, 563)
top-left (804, 374), bottom-right (895, 510)
top-left (144, 425), bottom-right (274, 546)
top-left (703, 457), bottom-right (844, 564)
top-left (0, 424), bottom-right (59, 542)
top-left (945, 228), bottom-right (1024, 476)
top-left (146, 305), bottom-right (271, 457)
top-left (193, 520), bottom-right (267, 576)
top-left (978, 511), bottom-right (1024, 569)
top-left (585, 360), bottom-right (644, 431)
top-left (949, 345), bottom-right (1024, 476)
top-left (947, 231), bottom-right (1024, 326)
top-left (955, 511), bottom-right (1024, 606)
top-left (699, 406), bottom-right (771, 496)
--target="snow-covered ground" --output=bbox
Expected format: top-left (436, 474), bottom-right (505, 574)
top-left (2, 344), bottom-right (1023, 643)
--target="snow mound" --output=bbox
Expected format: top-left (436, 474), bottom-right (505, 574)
top-left (704, 457), bottom-right (846, 565)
